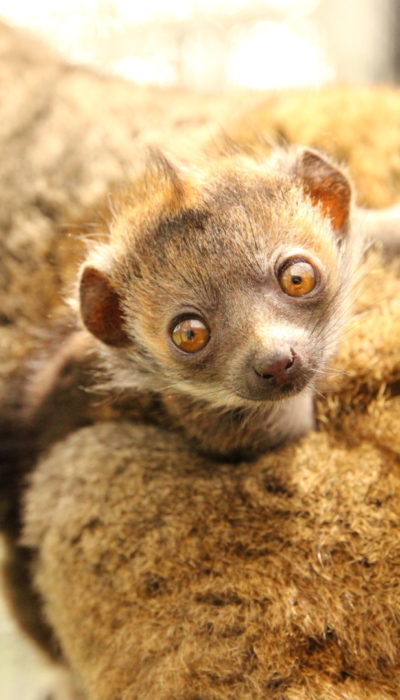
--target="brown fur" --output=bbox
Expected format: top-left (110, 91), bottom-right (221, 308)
top-left (223, 86), bottom-right (400, 208)
top-left (2, 21), bottom-right (400, 700)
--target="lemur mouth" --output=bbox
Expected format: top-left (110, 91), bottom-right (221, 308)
top-left (234, 367), bottom-right (314, 403)
top-left (236, 383), bottom-right (304, 403)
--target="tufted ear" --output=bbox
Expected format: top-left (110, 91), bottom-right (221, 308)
top-left (79, 266), bottom-right (130, 347)
top-left (299, 149), bottom-right (352, 233)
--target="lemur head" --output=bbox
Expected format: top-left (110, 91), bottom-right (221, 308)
top-left (79, 147), bottom-right (356, 408)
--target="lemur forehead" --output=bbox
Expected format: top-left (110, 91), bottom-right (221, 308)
top-left (114, 147), bottom-right (301, 223)
top-left (110, 149), bottom-right (338, 269)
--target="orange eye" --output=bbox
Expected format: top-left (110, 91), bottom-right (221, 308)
top-left (278, 259), bottom-right (316, 297)
top-left (171, 317), bottom-right (210, 353)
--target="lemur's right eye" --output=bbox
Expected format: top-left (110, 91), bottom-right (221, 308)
top-left (171, 317), bottom-right (210, 353)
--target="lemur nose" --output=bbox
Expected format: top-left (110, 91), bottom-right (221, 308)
top-left (253, 349), bottom-right (296, 386)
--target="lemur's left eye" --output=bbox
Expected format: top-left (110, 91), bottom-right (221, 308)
top-left (278, 259), bottom-right (317, 297)
top-left (171, 317), bottom-right (210, 353)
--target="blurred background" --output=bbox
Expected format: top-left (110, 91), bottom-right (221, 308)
top-left (1, 1), bottom-right (399, 698)
top-left (1, 0), bottom-right (399, 91)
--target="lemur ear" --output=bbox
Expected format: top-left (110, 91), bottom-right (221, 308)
top-left (80, 266), bottom-right (130, 347)
top-left (299, 149), bottom-right (351, 232)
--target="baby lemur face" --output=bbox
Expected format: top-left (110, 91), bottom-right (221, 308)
top-left (80, 148), bottom-right (355, 409)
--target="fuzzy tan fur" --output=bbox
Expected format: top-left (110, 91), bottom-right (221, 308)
top-left (1, 21), bottom-right (400, 700)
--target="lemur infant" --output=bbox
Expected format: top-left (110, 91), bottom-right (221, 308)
top-left (25, 144), bottom-right (400, 460)
top-left (68, 146), bottom-right (365, 459)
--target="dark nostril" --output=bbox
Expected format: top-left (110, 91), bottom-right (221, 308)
top-left (285, 352), bottom-right (295, 370)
